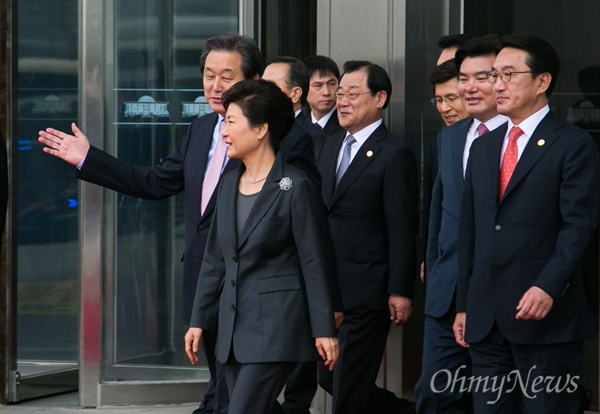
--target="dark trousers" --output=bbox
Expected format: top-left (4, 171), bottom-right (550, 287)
top-left (223, 357), bottom-right (295, 414)
top-left (415, 311), bottom-right (473, 413)
top-left (469, 323), bottom-right (583, 414)
top-left (318, 310), bottom-right (410, 414)
top-left (282, 361), bottom-right (317, 414)
top-left (192, 330), bottom-right (229, 414)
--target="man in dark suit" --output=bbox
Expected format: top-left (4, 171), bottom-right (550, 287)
top-left (415, 35), bottom-right (506, 414)
top-left (316, 60), bottom-right (418, 414)
top-left (262, 57), bottom-right (323, 193)
top-left (302, 55), bottom-right (345, 154)
top-left (453, 34), bottom-right (599, 413)
top-left (38, 34), bottom-right (317, 414)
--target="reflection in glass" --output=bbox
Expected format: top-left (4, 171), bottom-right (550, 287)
top-left (16, 0), bottom-right (79, 377)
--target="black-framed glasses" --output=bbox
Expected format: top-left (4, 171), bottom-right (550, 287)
top-left (487, 69), bottom-right (537, 84)
top-left (430, 95), bottom-right (460, 107)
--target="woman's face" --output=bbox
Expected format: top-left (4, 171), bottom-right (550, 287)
top-left (222, 103), bottom-right (266, 159)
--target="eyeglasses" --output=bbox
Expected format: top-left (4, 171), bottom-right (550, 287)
top-left (487, 69), bottom-right (537, 84)
top-left (430, 95), bottom-right (460, 107)
top-left (335, 90), bottom-right (372, 101)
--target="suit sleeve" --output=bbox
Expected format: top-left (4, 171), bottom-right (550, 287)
top-left (385, 145), bottom-right (419, 297)
top-left (291, 177), bottom-right (337, 337)
top-left (188, 180), bottom-right (227, 331)
top-left (534, 134), bottom-right (600, 300)
top-left (76, 124), bottom-right (194, 199)
top-left (424, 131), bottom-right (443, 279)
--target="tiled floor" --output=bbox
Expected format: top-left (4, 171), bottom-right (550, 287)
top-left (0, 392), bottom-right (197, 413)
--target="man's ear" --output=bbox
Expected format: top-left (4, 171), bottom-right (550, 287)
top-left (290, 86), bottom-right (303, 107)
top-left (537, 72), bottom-right (551, 96)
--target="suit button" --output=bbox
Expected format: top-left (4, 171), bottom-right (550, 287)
top-left (327, 213), bottom-right (333, 219)
top-left (231, 305), bottom-right (236, 312)
top-left (494, 224), bottom-right (502, 231)
top-left (230, 279), bottom-right (236, 287)
top-left (199, 225), bottom-right (204, 231)
top-left (232, 256), bottom-right (238, 262)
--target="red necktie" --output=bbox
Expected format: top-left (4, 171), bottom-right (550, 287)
top-left (498, 126), bottom-right (523, 200)
top-left (201, 119), bottom-right (227, 215)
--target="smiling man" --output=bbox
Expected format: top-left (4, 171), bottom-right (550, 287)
top-left (416, 34), bottom-right (506, 414)
top-left (316, 60), bottom-right (418, 414)
top-left (453, 34), bottom-right (599, 413)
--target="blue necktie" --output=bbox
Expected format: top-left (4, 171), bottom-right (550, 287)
top-left (336, 135), bottom-right (356, 185)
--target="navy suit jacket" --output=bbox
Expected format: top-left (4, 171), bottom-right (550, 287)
top-left (317, 123), bottom-right (418, 310)
top-left (425, 117), bottom-right (472, 317)
top-left (77, 111), bottom-right (321, 325)
top-left (190, 154), bottom-right (337, 363)
top-left (457, 111), bottom-right (599, 344)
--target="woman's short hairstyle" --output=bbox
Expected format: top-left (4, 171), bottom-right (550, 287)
top-left (222, 79), bottom-right (295, 153)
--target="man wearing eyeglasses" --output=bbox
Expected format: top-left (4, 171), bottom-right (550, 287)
top-left (416, 34), bottom-right (507, 414)
top-left (453, 34), bottom-right (599, 413)
top-left (316, 60), bottom-right (418, 414)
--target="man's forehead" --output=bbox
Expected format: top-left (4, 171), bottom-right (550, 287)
top-left (435, 79), bottom-right (458, 95)
top-left (311, 71), bottom-right (337, 82)
top-left (340, 70), bottom-right (367, 89)
top-left (204, 50), bottom-right (242, 72)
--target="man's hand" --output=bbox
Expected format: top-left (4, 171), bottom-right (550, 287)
top-left (516, 286), bottom-right (553, 320)
top-left (38, 122), bottom-right (90, 167)
top-left (388, 294), bottom-right (412, 326)
top-left (453, 312), bottom-right (469, 348)
top-left (316, 337), bottom-right (339, 371)
top-left (184, 327), bottom-right (204, 364)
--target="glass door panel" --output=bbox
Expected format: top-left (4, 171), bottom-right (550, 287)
top-left (14, 0), bottom-right (79, 401)
top-left (102, 0), bottom-right (238, 384)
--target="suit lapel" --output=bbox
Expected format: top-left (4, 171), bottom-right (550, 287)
top-left (320, 133), bottom-right (345, 206)
top-left (218, 169), bottom-right (241, 255)
top-left (329, 124), bottom-right (386, 207)
top-left (486, 123), bottom-right (508, 203)
top-left (451, 119), bottom-right (473, 195)
top-left (500, 112), bottom-right (560, 201)
top-left (237, 155), bottom-right (285, 249)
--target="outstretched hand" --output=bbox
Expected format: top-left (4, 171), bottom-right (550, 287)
top-left (38, 122), bottom-right (90, 167)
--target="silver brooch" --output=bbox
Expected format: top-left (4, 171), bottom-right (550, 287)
top-left (279, 177), bottom-right (292, 191)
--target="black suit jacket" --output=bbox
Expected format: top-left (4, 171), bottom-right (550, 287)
top-left (190, 154), bottom-right (337, 363)
top-left (317, 123), bottom-right (418, 310)
top-left (300, 110), bottom-right (345, 157)
top-left (457, 111), bottom-right (599, 344)
top-left (77, 111), bottom-right (321, 324)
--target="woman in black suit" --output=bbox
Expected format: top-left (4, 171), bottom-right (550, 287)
top-left (184, 79), bottom-right (338, 414)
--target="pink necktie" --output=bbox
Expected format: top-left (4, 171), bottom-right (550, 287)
top-left (476, 123), bottom-right (489, 137)
top-left (498, 126), bottom-right (523, 200)
top-left (201, 119), bottom-right (227, 215)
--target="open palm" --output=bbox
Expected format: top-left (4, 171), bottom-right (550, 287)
top-left (38, 122), bottom-right (90, 167)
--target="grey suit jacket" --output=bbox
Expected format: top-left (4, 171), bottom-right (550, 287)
top-left (425, 117), bottom-right (472, 317)
top-left (190, 154), bottom-right (337, 364)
